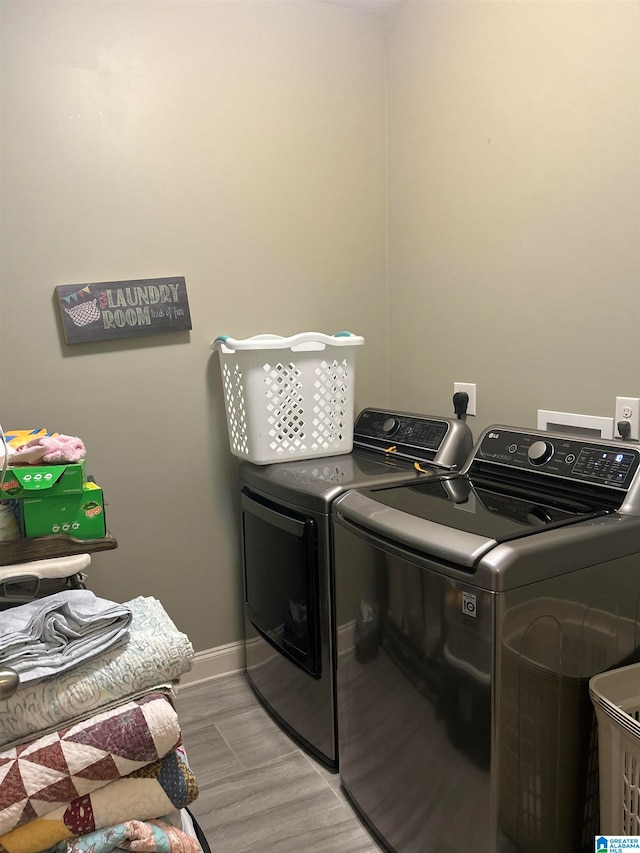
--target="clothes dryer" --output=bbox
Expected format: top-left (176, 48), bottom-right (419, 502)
top-left (239, 409), bottom-right (473, 770)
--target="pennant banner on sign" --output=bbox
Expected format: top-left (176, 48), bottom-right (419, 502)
top-left (63, 286), bottom-right (91, 304)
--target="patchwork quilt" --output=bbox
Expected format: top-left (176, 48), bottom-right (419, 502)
top-left (0, 693), bottom-right (180, 836)
top-left (0, 748), bottom-right (198, 853)
top-left (51, 818), bottom-right (202, 853)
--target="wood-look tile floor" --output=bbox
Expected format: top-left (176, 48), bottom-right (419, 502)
top-left (175, 672), bottom-right (384, 853)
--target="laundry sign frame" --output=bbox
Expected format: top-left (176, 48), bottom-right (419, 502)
top-left (55, 276), bottom-right (192, 344)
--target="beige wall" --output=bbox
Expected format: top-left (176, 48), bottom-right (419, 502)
top-left (387, 0), bottom-right (640, 437)
top-left (0, 0), bottom-right (388, 651)
top-left (2, 0), bottom-right (639, 655)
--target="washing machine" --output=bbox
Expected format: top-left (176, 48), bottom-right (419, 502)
top-left (333, 425), bottom-right (640, 851)
top-left (239, 408), bottom-right (473, 770)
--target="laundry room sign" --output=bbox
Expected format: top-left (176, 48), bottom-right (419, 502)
top-left (55, 276), bottom-right (192, 343)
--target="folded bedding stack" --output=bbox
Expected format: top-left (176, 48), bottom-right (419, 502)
top-left (0, 591), bottom-right (200, 853)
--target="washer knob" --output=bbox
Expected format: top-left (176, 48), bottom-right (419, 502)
top-left (528, 440), bottom-right (554, 466)
top-left (382, 417), bottom-right (400, 436)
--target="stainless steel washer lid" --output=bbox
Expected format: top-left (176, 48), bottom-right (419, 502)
top-left (346, 474), bottom-right (607, 540)
top-left (333, 486), bottom-right (640, 590)
top-left (333, 485), bottom-right (497, 567)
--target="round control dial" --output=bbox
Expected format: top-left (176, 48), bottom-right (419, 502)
top-left (528, 440), bottom-right (554, 466)
top-left (382, 417), bottom-right (400, 437)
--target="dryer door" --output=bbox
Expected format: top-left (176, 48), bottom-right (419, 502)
top-left (241, 489), bottom-right (320, 677)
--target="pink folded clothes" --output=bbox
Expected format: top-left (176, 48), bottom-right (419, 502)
top-left (11, 436), bottom-right (86, 465)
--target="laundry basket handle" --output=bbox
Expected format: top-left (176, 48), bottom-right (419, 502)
top-left (211, 331), bottom-right (364, 353)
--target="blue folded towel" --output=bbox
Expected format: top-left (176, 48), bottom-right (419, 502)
top-left (0, 589), bottom-right (131, 683)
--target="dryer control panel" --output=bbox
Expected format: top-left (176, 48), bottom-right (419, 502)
top-left (355, 410), bottom-right (448, 452)
top-left (353, 409), bottom-right (473, 469)
top-left (471, 427), bottom-right (640, 491)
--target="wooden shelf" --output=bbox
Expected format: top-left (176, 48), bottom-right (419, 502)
top-left (0, 533), bottom-right (118, 566)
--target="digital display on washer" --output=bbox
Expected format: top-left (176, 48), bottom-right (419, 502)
top-left (571, 448), bottom-right (637, 485)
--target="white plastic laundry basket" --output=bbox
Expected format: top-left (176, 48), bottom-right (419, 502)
top-left (211, 331), bottom-right (364, 464)
top-left (590, 662), bottom-right (640, 835)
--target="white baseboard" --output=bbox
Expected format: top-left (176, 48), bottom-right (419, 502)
top-left (178, 640), bottom-right (245, 689)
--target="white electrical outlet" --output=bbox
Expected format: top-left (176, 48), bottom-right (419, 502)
top-left (614, 396), bottom-right (640, 440)
top-left (453, 382), bottom-right (476, 416)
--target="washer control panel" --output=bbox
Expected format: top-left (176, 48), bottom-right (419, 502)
top-left (474, 428), bottom-right (640, 490)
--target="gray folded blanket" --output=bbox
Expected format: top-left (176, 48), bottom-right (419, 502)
top-left (0, 589), bottom-right (131, 683)
top-left (0, 596), bottom-right (193, 749)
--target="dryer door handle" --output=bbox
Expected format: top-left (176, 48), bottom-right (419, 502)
top-left (241, 492), bottom-right (307, 538)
